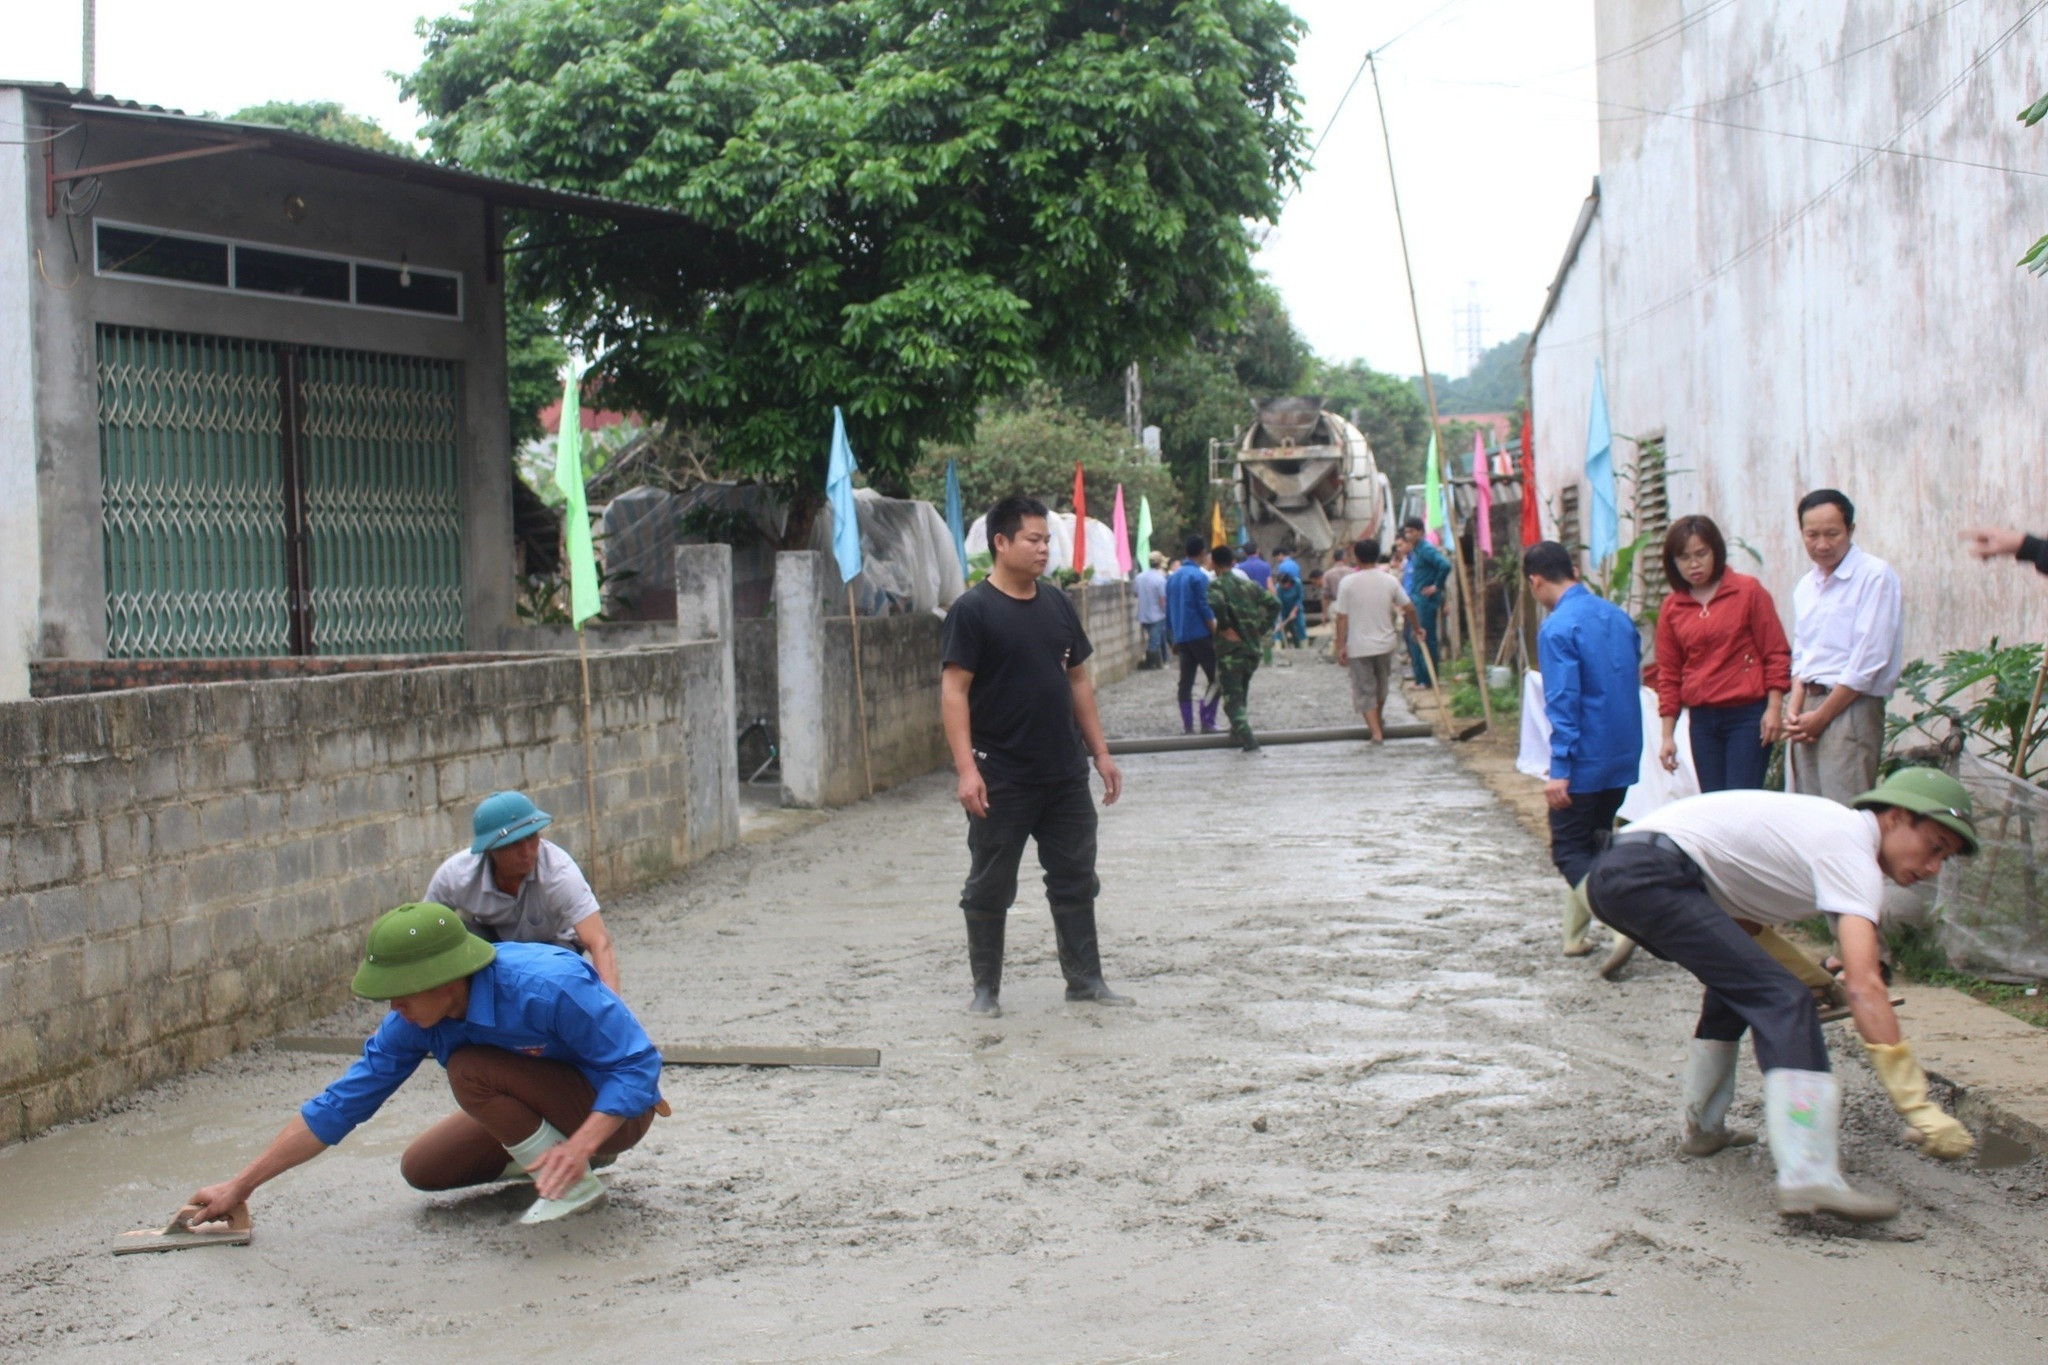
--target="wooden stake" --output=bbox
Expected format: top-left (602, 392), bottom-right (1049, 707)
top-left (2014, 643), bottom-right (2048, 776)
top-left (848, 584), bottom-right (875, 798)
top-left (576, 628), bottom-right (601, 872)
top-left (1369, 54), bottom-right (1492, 733)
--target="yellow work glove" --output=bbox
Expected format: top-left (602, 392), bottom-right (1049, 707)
top-left (1864, 1041), bottom-right (1973, 1160)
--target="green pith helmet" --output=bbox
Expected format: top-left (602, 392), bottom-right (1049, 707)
top-left (351, 903), bottom-right (496, 1000)
top-left (1851, 767), bottom-right (1980, 856)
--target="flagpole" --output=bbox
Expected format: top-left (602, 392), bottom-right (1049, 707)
top-left (1369, 54), bottom-right (1492, 733)
top-left (848, 585), bottom-right (874, 798)
top-left (576, 626), bottom-right (601, 863)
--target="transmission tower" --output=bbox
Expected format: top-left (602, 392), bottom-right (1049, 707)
top-left (1452, 281), bottom-right (1486, 374)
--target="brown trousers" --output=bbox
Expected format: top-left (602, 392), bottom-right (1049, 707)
top-left (400, 1045), bottom-right (656, 1191)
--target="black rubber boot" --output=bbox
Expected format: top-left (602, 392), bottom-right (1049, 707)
top-left (1238, 727), bottom-right (1260, 753)
top-left (964, 912), bottom-right (1005, 1017)
top-left (1052, 908), bottom-right (1134, 1006)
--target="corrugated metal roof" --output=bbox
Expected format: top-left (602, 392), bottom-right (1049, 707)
top-left (4, 81), bottom-right (695, 229)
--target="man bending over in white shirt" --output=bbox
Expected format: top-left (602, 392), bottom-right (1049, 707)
top-left (1583, 768), bottom-right (1975, 1223)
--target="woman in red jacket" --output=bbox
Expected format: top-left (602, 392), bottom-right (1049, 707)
top-left (1655, 514), bottom-right (1792, 790)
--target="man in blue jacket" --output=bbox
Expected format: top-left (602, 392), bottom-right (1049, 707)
top-left (1528, 541), bottom-right (1642, 944)
top-left (1167, 535), bottom-right (1221, 734)
top-left (184, 903), bottom-right (665, 1227)
top-left (1399, 518), bottom-right (1452, 682)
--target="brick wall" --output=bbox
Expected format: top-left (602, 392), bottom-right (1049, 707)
top-left (0, 644), bottom-right (734, 1145)
top-left (1071, 581), bottom-right (1141, 688)
top-left (816, 614), bottom-right (948, 807)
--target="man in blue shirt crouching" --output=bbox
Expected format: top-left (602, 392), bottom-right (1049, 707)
top-left (185, 903), bottom-right (666, 1227)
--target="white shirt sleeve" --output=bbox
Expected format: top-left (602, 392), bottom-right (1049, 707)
top-left (1811, 852), bottom-right (1885, 925)
top-left (1836, 564), bottom-right (1904, 695)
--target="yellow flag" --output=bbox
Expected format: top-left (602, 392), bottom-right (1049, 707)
top-left (1210, 500), bottom-right (1227, 549)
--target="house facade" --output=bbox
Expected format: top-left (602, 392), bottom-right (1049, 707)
top-left (1525, 1), bottom-right (2048, 660)
top-left (0, 83), bottom-right (690, 700)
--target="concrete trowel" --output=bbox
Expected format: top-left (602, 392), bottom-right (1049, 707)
top-left (111, 1203), bottom-right (252, 1256)
top-left (1973, 1128), bottom-right (2037, 1171)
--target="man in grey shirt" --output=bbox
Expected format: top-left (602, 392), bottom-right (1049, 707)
top-left (425, 790), bottom-right (620, 993)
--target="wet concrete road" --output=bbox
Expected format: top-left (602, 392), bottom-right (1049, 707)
top-left (2, 664), bottom-right (2045, 1361)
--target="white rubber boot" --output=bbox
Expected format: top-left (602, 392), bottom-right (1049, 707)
top-left (1679, 1039), bottom-right (1757, 1156)
top-left (1763, 1069), bottom-right (1898, 1222)
top-left (1562, 880), bottom-right (1594, 956)
top-left (504, 1120), bottom-right (608, 1225)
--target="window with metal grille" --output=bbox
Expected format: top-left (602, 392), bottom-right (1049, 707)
top-left (1559, 485), bottom-right (1581, 554)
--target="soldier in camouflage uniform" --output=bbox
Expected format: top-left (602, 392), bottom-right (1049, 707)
top-left (1206, 545), bottom-right (1282, 752)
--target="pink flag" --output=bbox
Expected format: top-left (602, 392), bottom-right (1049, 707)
top-left (1111, 485), bottom-right (1132, 575)
top-left (1472, 430), bottom-right (1494, 555)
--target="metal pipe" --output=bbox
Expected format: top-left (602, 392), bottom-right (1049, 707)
top-left (1107, 724), bottom-right (1433, 756)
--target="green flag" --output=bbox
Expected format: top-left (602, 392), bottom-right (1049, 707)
top-left (1135, 494), bottom-right (1153, 564)
top-left (553, 363), bottom-right (601, 627)
top-left (1423, 429), bottom-right (1444, 542)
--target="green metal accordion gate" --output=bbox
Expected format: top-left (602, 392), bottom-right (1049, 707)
top-left (96, 326), bottom-right (464, 657)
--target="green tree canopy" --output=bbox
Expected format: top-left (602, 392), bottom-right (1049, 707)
top-left (403, 0), bottom-right (1305, 502)
top-left (914, 384), bottom-right (1181, 551)
top-left (229, 100), bottom-right (416, 155)
top-left (1420, 331), bottom-right (1531, 415)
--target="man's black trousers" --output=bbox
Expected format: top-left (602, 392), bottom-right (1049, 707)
top-left (1547, 786), bottom-right (1627, 887)
top-left (1586, 836), bottom-right (1827, 1072)
top-left (960, 773), bottom-right (1100, 916)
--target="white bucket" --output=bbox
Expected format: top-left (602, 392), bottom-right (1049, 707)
top-left (1486, 665), bottom-right (1514, 692)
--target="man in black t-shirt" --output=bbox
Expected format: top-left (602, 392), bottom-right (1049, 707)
top-left (941, 495), bottom-right (1133, 1017)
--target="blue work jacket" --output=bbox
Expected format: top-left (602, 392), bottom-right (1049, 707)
top-left (300, 942), bottom-right (662, 1146)
top-left (1537, 583), bottom-right (1644, 793)
top-left (1166, 563), bottom-right (1216, 643)
top-left (1410, 541), bottom-right (1452, 606)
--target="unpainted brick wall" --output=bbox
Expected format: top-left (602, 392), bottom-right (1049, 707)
top-left (817, 614), bottom-right (948, 808)
top-left (1071, 582), bottom-right (1141, 687)
top-left (0, 644), bottom-right (731, 1145)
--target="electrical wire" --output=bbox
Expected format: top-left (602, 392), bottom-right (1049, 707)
top-left (1267, 0), bottom-right (1478, 225)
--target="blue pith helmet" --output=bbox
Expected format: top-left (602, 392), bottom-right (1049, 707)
top-left (470, 790), bottom-right (553, 855)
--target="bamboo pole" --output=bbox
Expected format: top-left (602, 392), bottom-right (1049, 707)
top-left (848, 584), bottom-right (874, 798)
top-left (575, 629), bottom-right (601, 868)
top-left (1414, 621), bottom-right (1459, 742)
top-left (2013, 644), bottom-right (2048, 777)
top-left (1369, 53), bottom-right (1492, 732)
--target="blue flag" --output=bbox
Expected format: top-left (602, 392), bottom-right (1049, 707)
top-left (827, 406), bottom-right (864, 583)
top-left (1586, 359), bottom-right (1618, 565)
top-left (944, 457), bottom-right (968, 575)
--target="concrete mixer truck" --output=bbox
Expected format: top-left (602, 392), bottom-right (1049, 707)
top-left (1210, 396), bottom-right (1394, 562)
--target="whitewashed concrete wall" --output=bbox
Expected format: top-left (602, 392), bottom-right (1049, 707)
top-left (0, 89), bottom-right (42, 701)
top-left (1529, 0), bottom-right (2048, 660)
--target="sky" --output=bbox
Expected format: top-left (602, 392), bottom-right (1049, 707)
top-left (11, 0), bottom-right (1599, 379)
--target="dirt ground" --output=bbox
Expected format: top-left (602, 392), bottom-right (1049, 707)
top-left (4, 657), bottom-right (2047, 1362)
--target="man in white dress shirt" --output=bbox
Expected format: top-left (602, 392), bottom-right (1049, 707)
top-left (1786, 490), bottom-right (1903, 802)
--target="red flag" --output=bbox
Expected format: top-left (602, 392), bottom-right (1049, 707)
top-left (1072, 463), bottom-right (1087, 573)
top-left (1519, 413), bottom-right (1542, 548)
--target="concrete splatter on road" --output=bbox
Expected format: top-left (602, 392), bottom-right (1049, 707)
top-left (1, 662), bottom-right (2043, 1360)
